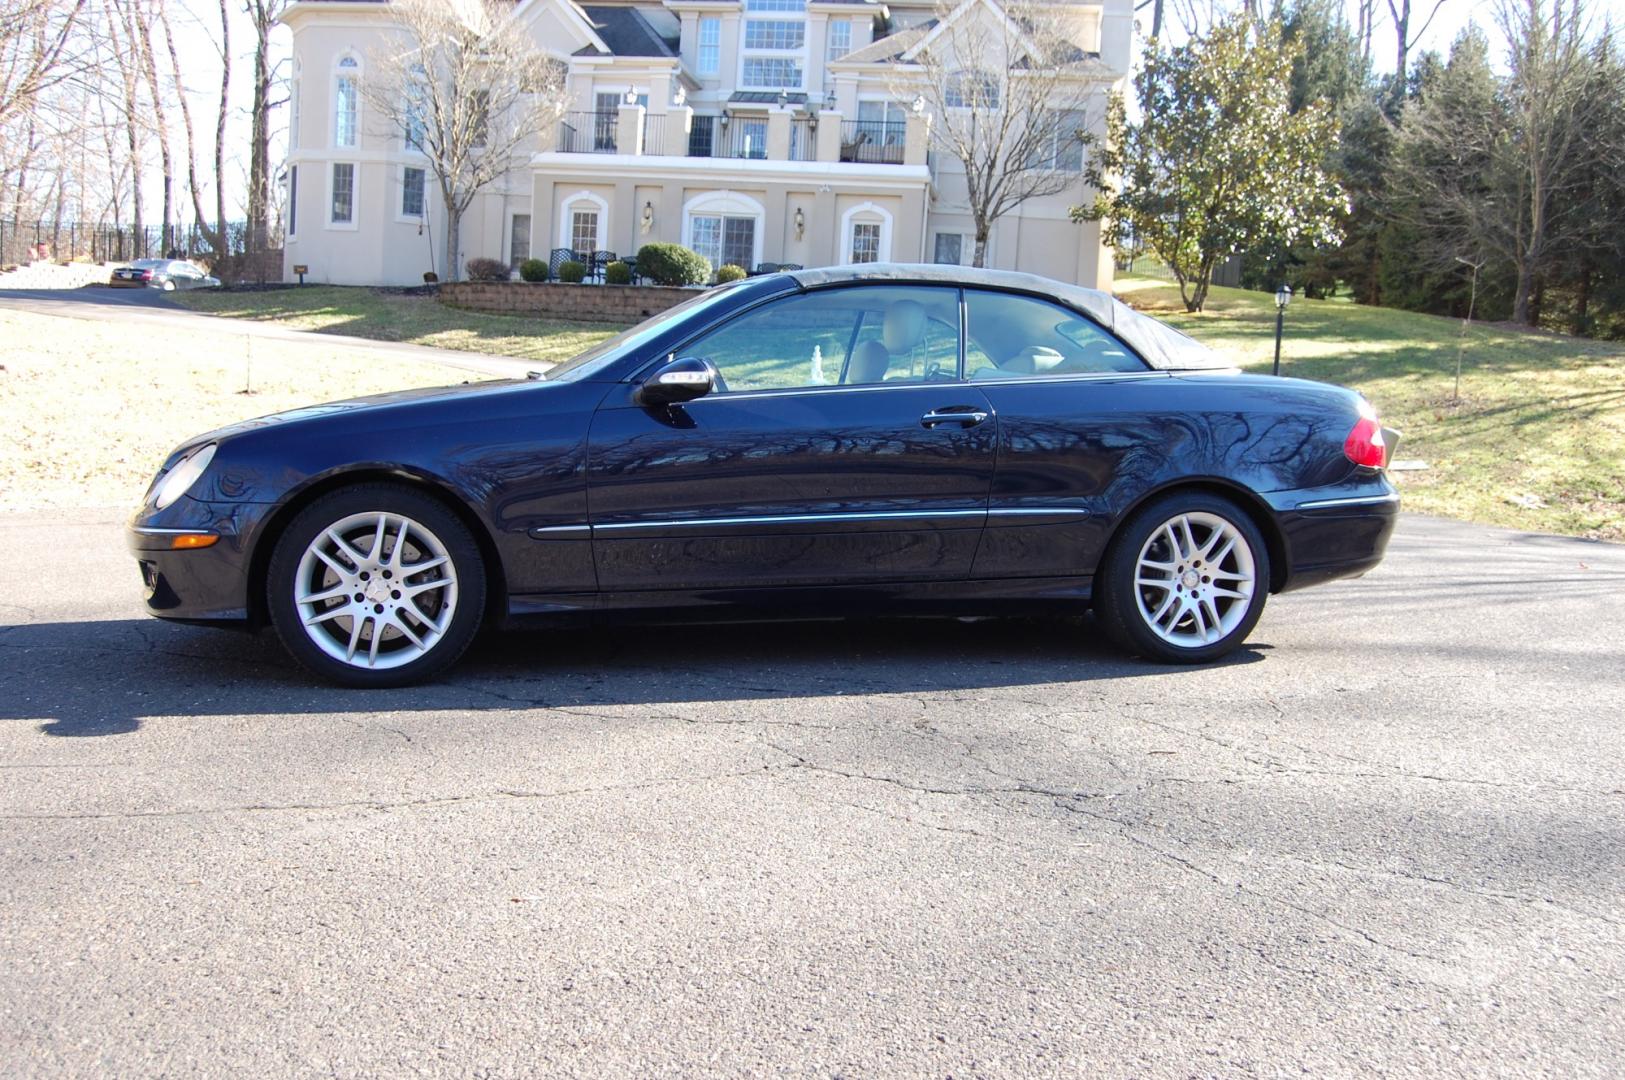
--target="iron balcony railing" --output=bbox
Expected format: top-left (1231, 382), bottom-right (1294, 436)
top-left (641, 114), bottom-right (667, 156)
top-left (558, 110), bottom-right (618, 153)
top-left (839, 120), bottom-right (906, 164)
top-left (788, 118), bottom-right (816, 161)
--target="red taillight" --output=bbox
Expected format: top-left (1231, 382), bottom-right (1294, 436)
top-left (138, 270), bottom-right (153, 280)
top-left (1344, 416), bottom-right (1387, 469)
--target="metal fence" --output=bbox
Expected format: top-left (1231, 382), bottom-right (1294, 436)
top-left (839, 120), bottom-right (906, 164)
top-left (558, 110), bottom-right (618, 153)
top-left (0, 218), bottom-right (282, 281)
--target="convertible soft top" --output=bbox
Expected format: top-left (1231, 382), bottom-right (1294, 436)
top-left (787, 263), bottom-right (1233, 373)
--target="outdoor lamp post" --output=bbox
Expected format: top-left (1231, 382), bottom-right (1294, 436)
top-left (1272, 283), bottom-right (1293, 376)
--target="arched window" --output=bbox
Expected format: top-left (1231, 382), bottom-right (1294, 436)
top-left (559, 190), bottom-right (609, 255)
top-left (840, 201), bottom-right (893, 264)
top-left (683, 191), bottom-right (764, 274)
top-left (334, 53), bottom-right (360, 148)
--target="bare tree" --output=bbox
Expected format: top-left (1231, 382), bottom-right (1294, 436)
top-left (899, 0), bottom-right (1103, 267)
top-left (243, 0), bottom-right (286, 263)
top-left (363, 0), bottom-right (566, 281)
top-left (1385, 0), bottom-right (1450, 87)
top-left (0, 0), bottom-right (89, 132)
top-left (158, 0), bottom-right (229, 258)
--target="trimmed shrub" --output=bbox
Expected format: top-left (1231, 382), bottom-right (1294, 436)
top-left (465, 257), bottom-right (510, 282)
top-left (518, 258), bottom-right (549, 282)
top-left (604, 260), bottom-right (632, 285)
top-left (558, 260), bottom-right (587, 284)
top-left (635, 242), bottom-right (710, 287)
top-left (716, 264), bottom-right (748, 284)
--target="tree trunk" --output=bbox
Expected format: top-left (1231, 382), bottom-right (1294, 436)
top-left (215, 0), bottom-right (231, 267)
top-left (1512, 255), bottom-right (1536, 326)
top-left (246, 3), bottom-right (278, 261)
top-left (132, 0), bottom-right (175, 256)
top-left (445, 206), bottom-right (462, 282)
top-left (972, 223), bottom-right (989, 268)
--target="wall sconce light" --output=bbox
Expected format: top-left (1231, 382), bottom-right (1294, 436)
top-left (793, 207), bottom-right (805, 239)
top-left (824, 90), bottom-right (837, 111)
top-left (624, 87), bottom-right (638, 106)
top-left (641, 201), bottom-right (654, 234)
top-left (912, 95), bottom-right (925, 114)
top-left (776, 89), bottom-right (789, 108)
top-left (673, 86), bottom-right (686, 107)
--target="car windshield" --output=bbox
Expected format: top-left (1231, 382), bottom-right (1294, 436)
top-left (542, 283), bottom-right (750, 382)
top-left (130, 259), bottom-right (166, 269)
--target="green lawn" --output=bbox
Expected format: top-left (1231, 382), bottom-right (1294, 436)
top-left (180, 280), bottom-right (1624, 541)
top-left (1116, 276), bottom-right (1625, 541)
top-left (176, 285), bottom-right (618, 366)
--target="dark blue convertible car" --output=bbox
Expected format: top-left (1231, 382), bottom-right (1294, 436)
top-left (129, 265), bottom-right (1398, 686)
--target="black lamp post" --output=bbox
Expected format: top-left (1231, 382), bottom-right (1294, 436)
top-left (1272, 284), bottom-right (1293, 376)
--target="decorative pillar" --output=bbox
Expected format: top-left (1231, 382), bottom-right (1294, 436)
top-left (617, 102), bottom-right (646, 155)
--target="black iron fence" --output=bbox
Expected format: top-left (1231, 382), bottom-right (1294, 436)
top-left (0, 218), bottom-right (282, 281)
top-left (839, 120), bottom-right (906, 164)
top-left (558, 110), bottom-right (618, 153)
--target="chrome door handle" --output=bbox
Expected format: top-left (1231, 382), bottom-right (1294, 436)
top-left (921, 409), bottom-right (989, 428)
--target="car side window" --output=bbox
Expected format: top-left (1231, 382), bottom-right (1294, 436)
top-left (679, 285), bottom-right (961, 393)
top-left (965, 290), bottom-right (1146, 380)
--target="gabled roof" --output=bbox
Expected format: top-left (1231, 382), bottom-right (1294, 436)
top-left (836, 22), bottom-right (933, 64)
top-left (575, 5), bottom-right (677, 56)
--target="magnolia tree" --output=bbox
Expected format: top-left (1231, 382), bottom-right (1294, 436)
top-left (364, 0), bottom-right (566, 281)
top-left (900, 0), bottom-right (1103, 267)
top-left (1076, 14), bottom-right (1343, 312)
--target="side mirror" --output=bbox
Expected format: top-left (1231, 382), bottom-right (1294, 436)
top-left (635, 356), bottom-right (717, 407)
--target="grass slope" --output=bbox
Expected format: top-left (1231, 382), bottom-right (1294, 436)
top-left (176, 286), bottom-right (616, 367)
top-left (1117, 277), bottom-right (1624, 541)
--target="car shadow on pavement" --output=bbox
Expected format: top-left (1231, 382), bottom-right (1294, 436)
top-left (0, 615), bottom-right (1267, 738)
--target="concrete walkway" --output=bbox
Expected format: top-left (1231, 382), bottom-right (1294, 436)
top-left (0, 287), bottom-right (539, 381)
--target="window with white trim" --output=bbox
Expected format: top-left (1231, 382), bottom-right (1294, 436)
top-left (856, 100), bottom-right (906, 146)
top-left (697, 17), bottom-right (720, 75)
top-left (571, 210), bottom-right (598, 255)
top-left (945, 70), bottom-right (1001, 110)
top-left (290, 65), bottom-right (301, 150)
top-left (335, 56), bottom-right (359, 148)
top-left (933, 233), bottom-right (963, 265)
top-left (690, 215), bottom-right (755, 273)
top-left (740, 0), bottom-right (806, 89)
top-left (330, 162), bottom-right (355, 224)
top-left (850, 222), bottom-right (881, 264)
top-left (401, 167), bottom-right (425, 218)
top-left (510, 213), bottom-right (531, 268)
top-left (1031, 109), bottom-right (1086, 171)
top-left (403, 66), bottom-right (427, 152)
top-left (287, 165), bottom-right (298, 237)
top-left (826, 19), bottom-right (851, 62)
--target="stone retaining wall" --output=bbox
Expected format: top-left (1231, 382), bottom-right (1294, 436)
top-left (439, 281), bottom-right (706, 324)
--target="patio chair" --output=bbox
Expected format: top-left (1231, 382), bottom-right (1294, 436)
top-left (751, 262), bottom-right (780, 277)
top-left (548, 248), bottom-right (575, 278)
top-left (591, 251), bottom-right (617, 283)
top-left (777, 263), bottom-right (803, 272)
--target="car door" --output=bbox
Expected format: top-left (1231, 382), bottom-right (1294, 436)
top-left (587, 284), bottom-right (997, 592)
top-left (961, 288), bottom-right (1162, 580)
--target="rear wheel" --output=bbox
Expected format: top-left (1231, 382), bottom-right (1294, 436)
top-left (1095, 492), bottom-right (1270, 664)
top-left (266, 484), bottom-right (486, 687)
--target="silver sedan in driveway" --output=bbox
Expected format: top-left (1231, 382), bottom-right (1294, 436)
top-left (108, 258), bottom-right (221, 292)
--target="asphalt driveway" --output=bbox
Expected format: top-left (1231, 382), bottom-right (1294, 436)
top-left (1, 511), bottom-right (1621, 1077)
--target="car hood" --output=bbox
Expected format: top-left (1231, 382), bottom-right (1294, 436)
top-left (161, 378), bottom-right (542, 463)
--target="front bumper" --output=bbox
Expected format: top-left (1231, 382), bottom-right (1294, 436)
top-left (128, 500), bottom-right (267, 624)
top-left (1265, 477), bottom-right (1400, 593)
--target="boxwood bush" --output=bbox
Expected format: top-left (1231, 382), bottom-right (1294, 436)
top-left (465, 257), bottom-right (510, 282)
top-left (518, 258), bottom-right (549, 282)
top-left (716, 264), bottom-right (748, 284)
top-left (557, 260), bottom-right (587, 284)
top-left (604, 260), bottom-right (632, 285)
top-left (635, 242), bottom-right (710, 287)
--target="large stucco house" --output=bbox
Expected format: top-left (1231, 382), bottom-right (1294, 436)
top-left (281, 0), bottom-right (1131, 287)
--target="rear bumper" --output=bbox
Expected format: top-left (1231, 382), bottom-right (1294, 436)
top-left (1265, 480), bottom-right (1400, 593)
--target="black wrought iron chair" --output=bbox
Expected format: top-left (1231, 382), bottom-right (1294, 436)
top-left (548, 248), bottom-right (575, 279)
top-left (591, 251), bottom-right (617, 283)
top-left (777, 263), bottom-right (803, 272)
top-left (751, 262), bottom-right (780, 277)
top-left (621, 256), bottom-right (639, 284)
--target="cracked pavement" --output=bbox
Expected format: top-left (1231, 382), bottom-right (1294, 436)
top-left (1, 509), bottom-right (1622, 1077)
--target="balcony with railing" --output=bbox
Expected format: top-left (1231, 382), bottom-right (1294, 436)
top-left (557, 111), bottom-right (617, 154)
top-left (549, 107), bottom-right (928, 169)
top-left (839, 120), bottom-right (906, 165)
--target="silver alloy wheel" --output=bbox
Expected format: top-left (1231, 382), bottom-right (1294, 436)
top-left (293, 511), bottom-right (459, 670)
top-left (1132, 510), bottom-right (1257, 648)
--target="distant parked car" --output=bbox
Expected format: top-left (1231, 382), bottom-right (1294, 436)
top-left (109, 258), bottom-right (220, 291)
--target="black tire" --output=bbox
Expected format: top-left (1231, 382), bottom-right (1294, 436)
top-left (266, 483), bottom-right (487, 687)
top-left (1095, 491), bottom-right (1271, 664)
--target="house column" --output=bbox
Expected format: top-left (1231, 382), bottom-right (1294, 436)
top-left (767, 107), bottom-right (792, 161)
top-left (617, 102), bottom-right (646, 155)
top-left (531, 174), bottom-right (556, 258)
top-left (815, 112), bottom-right (843, 162)
top-left (666, 105), bottom-right (694, 156)
top-left (904, 112), bottom-right (932, 167)
top-left (810, 187), bottom-right (838, 266)
top-left (613, 179), bottom-right (637, 255)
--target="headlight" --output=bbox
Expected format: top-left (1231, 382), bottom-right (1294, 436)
top-left (153, 443), bottom-right (217, 509)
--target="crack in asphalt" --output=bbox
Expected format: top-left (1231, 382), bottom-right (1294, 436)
top-left (0, 766), bottom-right (787, 822)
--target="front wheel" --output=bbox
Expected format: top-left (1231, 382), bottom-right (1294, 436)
top-left (266, 484), bottom-right (487, 687)
top-left (1095, 492), bottom-right (1270, 664)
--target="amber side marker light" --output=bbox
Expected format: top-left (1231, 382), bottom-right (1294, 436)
top-left (169, 534), bottom-right (220, 550)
